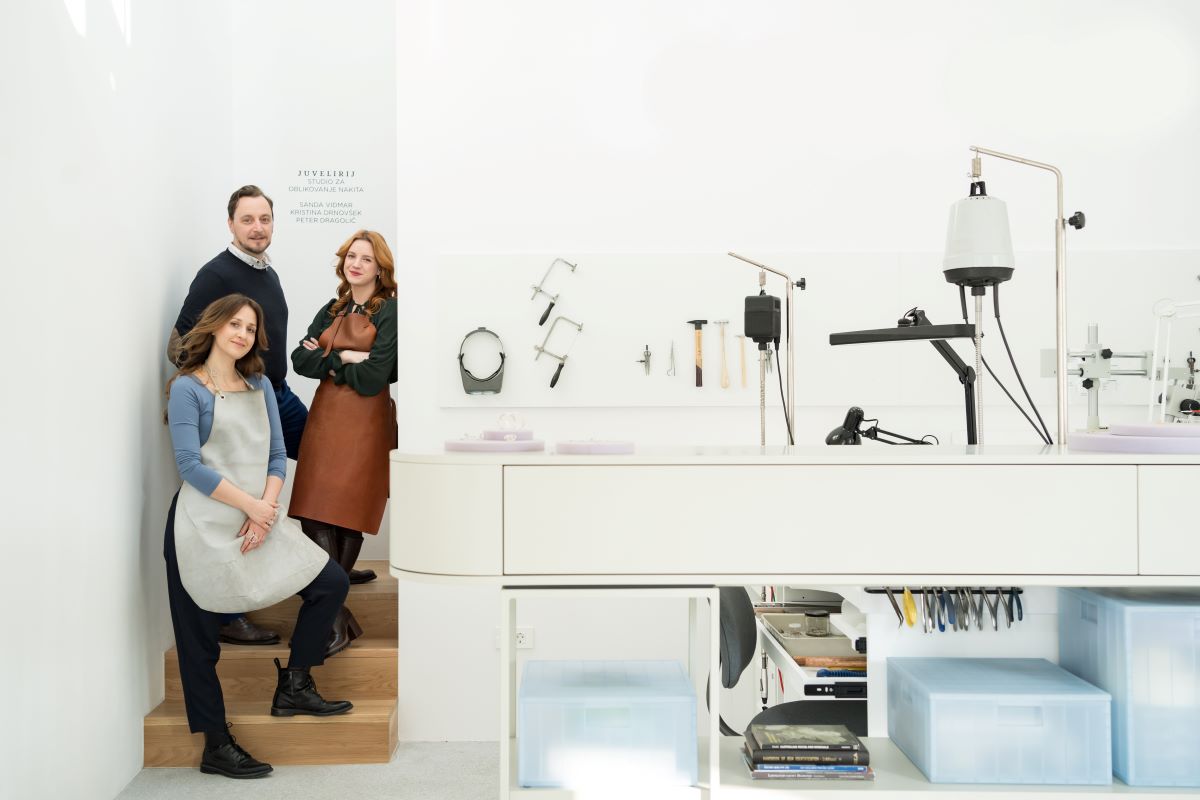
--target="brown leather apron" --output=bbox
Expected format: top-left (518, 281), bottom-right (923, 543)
top-left (288, 309), bottom-right (394, 534)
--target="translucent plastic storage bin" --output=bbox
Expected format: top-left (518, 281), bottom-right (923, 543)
top-left (518, 660), bottom-right (697, 789)
top-left (1059, 588), bottom-right (1200, 787)
top-left (888, 658), bottom-right (1111, 785)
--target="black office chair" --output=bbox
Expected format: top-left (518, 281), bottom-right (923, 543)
top-left (715, 586), bottom-right (867, 737)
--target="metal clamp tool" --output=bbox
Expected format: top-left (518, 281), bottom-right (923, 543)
top-left (533, 316), bottom-right (583, 388)
top-left (530, 258), bottom-right (577, 325)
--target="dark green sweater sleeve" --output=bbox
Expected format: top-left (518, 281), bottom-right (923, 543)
top-left (333, 298), bottom-right (397, 397)
top-left (290, 301), bottom-right (339, 380)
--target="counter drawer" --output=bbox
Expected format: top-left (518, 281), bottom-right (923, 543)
top-left (503, 465), bottom-right (1137, 576)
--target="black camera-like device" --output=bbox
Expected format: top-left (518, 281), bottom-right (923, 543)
top-left (744, 293), bottom-right (781, 347)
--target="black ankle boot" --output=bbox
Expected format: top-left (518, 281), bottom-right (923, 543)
top-left (336, 530), bottom-right (377, 584)
top-left (326, 605), bottom-right (364, 658)
top-left (200, 724), bottom-right (272, 779)
top-left (300, 519), bottom-right (338, 560)
top-left (270, 658), bottom-right (353, 717)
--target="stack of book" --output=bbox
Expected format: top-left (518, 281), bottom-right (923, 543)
top-left (742, 723), bottom-right (874, 781)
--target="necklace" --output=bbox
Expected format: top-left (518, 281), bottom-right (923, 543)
top-left (203, 365), bottom-right (238, 399)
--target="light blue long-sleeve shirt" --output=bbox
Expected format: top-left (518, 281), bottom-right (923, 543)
top-left (167, 373), bottom-right (287, 495)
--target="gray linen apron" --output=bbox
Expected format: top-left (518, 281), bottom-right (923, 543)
top-left (174, 380), bottom-right (328, 612)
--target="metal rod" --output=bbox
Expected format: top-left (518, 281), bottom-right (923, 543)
top-left (975, 292), bottom-right (984, 445)
top-left (729, 252), bottom-right (796, 444)
top-left (1087, 323), bottom-right (1100, 431)
top-left (971, 146), bottom-right (1067, 444)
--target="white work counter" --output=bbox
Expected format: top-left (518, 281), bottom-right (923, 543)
top-left (389, 447), bottom-right (1200, 798)
top-left (390, 446), bottom-right (1200, 585)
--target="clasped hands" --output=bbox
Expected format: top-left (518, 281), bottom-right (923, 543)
top-left (301, 337), bottom-right (370, 376)
top-left (239, 496), bottom-right (280, 554)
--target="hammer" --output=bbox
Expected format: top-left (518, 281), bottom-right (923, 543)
top-left (687, 319), bottom-right (707, 387)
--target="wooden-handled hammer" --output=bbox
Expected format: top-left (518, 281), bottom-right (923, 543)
top-left (687, 319), bottom-right (707, 387)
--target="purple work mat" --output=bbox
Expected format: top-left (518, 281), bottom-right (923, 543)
top-left (444, 439), bottom-right (545, 452)
top-left (555, 440), bottom-right (635, 455)
top-left (481, 429), bottom-right (534, 441)
top-left (1108, 423), bottom-right (1200, 438)
top-left (1068, 431), bottom-right (1200, 454)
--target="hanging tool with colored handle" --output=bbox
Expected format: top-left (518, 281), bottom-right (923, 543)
top-left (687, 319), bottom-right (707, 387)
top-left (902, 587), bottom-right (917, 628)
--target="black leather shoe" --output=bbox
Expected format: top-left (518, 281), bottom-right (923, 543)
top-left (270, 658), bottom-right (353, 717)
top-left (348, 567), bottom-right (377, 584)
top-left (218, 616), bottom-right (280, 645)
top-left (200, 727), bottom-right (272, 779)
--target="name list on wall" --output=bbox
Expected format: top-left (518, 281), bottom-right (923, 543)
top-left (287, 169), bottom-right (365, 225)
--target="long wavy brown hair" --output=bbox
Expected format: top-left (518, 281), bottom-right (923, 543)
top-left (164, 294), bottom-right (268, 423)
top-left (328, 230), bottom-right (397, 319)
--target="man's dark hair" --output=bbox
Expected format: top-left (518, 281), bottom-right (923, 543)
top-left (227, 185), bottom-right (274, 220)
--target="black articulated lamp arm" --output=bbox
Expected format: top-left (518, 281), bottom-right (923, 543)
top-left (906, 309), bottom-right (978, 445)
top-left (829, 308), bottom-right (978, 446)
top-left (862, 425), bottom-right (933, 445)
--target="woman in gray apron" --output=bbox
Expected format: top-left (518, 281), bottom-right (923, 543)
top-left (164, 294), bottom-right (354, 779)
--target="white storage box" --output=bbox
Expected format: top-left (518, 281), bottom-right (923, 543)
top-left (518, 660), bottom-right (697, 789)
top-left (888, 658), bottom-right (1111, 785)
top-left (1059, 587), bottom-right (1200, 787)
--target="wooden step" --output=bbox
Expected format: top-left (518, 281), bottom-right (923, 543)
top-left (244, 561), bottom-right (397, 638)
top-left (144, 698), bottom-right (398, 766)
top-left (164, 638), bottom-right (397, 702)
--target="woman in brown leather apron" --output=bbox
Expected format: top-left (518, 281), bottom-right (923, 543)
top-left (289, 230), bottom-right (398, 656)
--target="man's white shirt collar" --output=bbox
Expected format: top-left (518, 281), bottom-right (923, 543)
top-left (228, 244), bottom-right (271, 271)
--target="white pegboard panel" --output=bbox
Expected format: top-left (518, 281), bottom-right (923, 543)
top-left (435, 250), bottom-right (1200, 411)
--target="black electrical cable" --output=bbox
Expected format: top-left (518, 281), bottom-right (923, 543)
top-left (957, 285), bottom-right (1051, 445)
top-left (982, 356), bottom-right (1050, 445)
top-left (773, 345), bottom-right (794, 445)
top-left (994, 285), bottom-right (1053, 444)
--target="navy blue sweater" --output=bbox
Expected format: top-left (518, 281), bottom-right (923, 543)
top-left (174, 249), bottom-right (290, 389)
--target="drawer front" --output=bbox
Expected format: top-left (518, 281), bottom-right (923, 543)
top-left (504, 465), bottom-right (1137, 575)
top-left (390, 462), bottom-right (503, 575)
top-left (1139, 466), bottom-right (1200, 575)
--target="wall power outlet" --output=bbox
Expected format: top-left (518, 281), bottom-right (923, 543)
top-left (492, 627), bottom-right (535, 649)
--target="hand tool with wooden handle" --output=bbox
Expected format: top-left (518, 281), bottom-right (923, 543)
top-left (715, 320), bottom-right (730, 388)
top-left (686, 319), bottom-right (707, 387)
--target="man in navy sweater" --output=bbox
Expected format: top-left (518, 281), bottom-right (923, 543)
top-left (168, 185), bottom-right (307, 645)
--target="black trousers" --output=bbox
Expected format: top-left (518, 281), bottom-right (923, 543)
top-left (164, 493), bottom-right (349, 734)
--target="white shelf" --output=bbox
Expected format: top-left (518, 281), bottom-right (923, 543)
top-left (507, 737), bottom-right (1197, 798)
top-left (717, 737), bottom-right (1198, 797)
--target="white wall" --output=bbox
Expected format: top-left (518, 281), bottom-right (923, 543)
top-left (0, 2), bottom-right (233, 798)
top-left (394, 0), bottom-right (1200, 740)
top-left (230, 0), bottom-right (398, 559)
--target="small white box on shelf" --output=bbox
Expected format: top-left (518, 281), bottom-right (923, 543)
top-left (1059, 587), bottom-right (1200, 787)
top-left (517, 660), bottom-right (697, 789)
top-left (887, 657), bottom-right (1111, 785)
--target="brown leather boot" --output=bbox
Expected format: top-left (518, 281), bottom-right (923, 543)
top-left (336, 530), bottom-right (377, 584)
top-left (298, 519), bottom-right (360, 656)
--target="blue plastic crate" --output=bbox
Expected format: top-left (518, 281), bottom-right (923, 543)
top-left (1059, 588), bottom-right (1200, 787)
top-left (518, 660), bottom-right (697, 789)
top-left (888, 658), bottom-right (1111, 785)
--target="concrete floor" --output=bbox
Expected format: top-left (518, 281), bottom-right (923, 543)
top-left (117, 742), bottom-right (498, 800)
